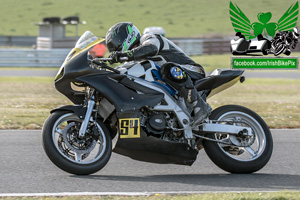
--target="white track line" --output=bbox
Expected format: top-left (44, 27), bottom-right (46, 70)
top-left (0, 191), bottom-right (283, 197)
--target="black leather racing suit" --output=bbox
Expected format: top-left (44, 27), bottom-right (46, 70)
top-left (132, 33), bottom-right (205, 75)
top-left (129, 33), bottom-right (211, 125)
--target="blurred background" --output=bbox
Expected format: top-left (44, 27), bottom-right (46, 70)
top-left (0, 0), bottom-right (299, 37)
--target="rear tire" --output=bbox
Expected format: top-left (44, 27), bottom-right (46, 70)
top-left (42, 111), bottom-right (112, 175)
top-left (203, 105), bottom-right (273, 173)
top-left (262, 49), bottom-right (268, 55)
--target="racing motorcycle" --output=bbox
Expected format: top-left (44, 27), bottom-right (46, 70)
top-left (42, 31), bottom-right (273, 175)
top-left (269, 28), bottom-right (299, 56)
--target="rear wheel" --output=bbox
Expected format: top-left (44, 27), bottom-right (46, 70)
top-left (42, 111), bottom-right (112, 175)
top-left (262, 49), bottom-right (268, 55)
top-left (203, 105), bottom-right (273, 173)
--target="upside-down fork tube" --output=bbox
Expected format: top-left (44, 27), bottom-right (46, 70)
top-left (78, 98), bottom-right (95, 138)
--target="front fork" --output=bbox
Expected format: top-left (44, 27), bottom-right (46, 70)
top-left (78, 97), bottom-right (96, 138)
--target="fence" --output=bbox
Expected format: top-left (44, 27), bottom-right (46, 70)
top-left (171, 38), bottom-right (231, 55)
top-left (0, 49), bottom-right (69, 67)
top-left (37, 37), bottom-right (78, 49)
top-left (0, 36), bottom-right (36, 47)
top-left (0, 36), bottom-right (300, 67)
top-left (0, 35), bottom-right (231, 54)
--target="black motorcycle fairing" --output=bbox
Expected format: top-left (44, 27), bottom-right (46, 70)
top-left (119, 77), bottom-right (165, 95)
top-left (106, 99), bottom-right (198, 166)
top-left (111, 87), bottom-right (199, 166)
top-left (113, 129), bottom-right (198, 166)
top-left (55, 49), bottom-right (102, 82)
top-left (77, 74), bottom-right (164, 112)
top-left (55, 77), bottom-right (86, 105)
top-left (55, 48), bottom-right (164, 112)
top-left (50, 105), bottom-right (86, 119)
top-left (55, 48), bottom-right (111, 104)
top-left (194, 70), bottom-right (244, 91)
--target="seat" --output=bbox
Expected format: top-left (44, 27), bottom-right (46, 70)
top-left (194, 69), bottom-right (244, 91)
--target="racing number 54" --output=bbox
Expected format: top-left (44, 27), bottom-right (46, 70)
top-left (119, 118), bottom-right (140, 138)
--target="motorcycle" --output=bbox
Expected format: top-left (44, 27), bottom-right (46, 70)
top-left (42, 31), bottom-right (273, 175)
top-left (269, 28), bottom-right (299, 56)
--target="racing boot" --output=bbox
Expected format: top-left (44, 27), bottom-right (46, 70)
top-left (180, 86), bottom-right (212, 126)
top-left (191, 95), bottom-right (212, 126)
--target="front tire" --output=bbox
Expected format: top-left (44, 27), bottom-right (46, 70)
top-left (203, 105), bottom-right (273, 173)
top-left (42, 111), bottom-right (112, 175)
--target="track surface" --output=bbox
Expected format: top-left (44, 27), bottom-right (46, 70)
top-left (0, 129), bottom-right (299, 194)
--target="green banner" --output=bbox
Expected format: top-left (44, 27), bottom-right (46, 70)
top-left (231, 57), bottom-right (299, 69)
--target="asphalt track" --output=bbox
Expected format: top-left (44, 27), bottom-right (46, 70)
top-left (0, 69), bottom-right (300, 79)
top-left (0, 129), bottom-right (299, 196)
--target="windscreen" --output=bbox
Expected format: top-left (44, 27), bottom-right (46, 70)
top-left (63, 31), bottom-right (105, 63)
top-left (75, 31), bottom-right (98, 49)
top-left (55, 31), bottom-right (105, 80)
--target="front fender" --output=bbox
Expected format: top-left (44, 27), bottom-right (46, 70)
top-left (50, 105), bottom-right (86, 119)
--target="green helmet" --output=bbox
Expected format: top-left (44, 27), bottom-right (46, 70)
top-left (106, 22), bottom-right (141, 52)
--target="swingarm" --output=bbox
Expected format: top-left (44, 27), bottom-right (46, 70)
top-left (199, 123), bottom-right (252, 136)
top-left (194, 122), bottom-right (254, 147)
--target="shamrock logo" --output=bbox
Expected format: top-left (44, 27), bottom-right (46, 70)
top-left (230, 2), bottom-right (299, 40)
top-left (251, 12), bottom-right (278, 37)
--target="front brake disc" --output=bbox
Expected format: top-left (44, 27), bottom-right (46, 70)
top-left (62, 122), bottom-right (97, 155)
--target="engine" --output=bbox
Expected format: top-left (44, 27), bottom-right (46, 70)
top-left (144, 113), bottom-right (167, 137)
top-left (142, 111), bottom-right (185, 143)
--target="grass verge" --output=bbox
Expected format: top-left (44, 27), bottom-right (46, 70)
top-left (0, 77), bottom-right (70, 129)
top-left (0, 77), bottom-right (299, 129)
top-left (208, 78), bottom-right (300, 128)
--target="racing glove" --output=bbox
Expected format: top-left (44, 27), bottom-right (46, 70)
top-left (108, 51), bottom-right (134, 64)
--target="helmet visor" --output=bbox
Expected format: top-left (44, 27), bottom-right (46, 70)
top-left (106, 28), bottom-right (129, 52)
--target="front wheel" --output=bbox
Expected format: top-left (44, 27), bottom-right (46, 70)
top-left (203, 105), bottom-right (273, 173)
top-left (42, 111), bottom-right (112, 175)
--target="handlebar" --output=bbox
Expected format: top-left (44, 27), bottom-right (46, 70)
top-left (89, 57), bottom-right (128, 74)
top-left (94, 57), bottom-right (128, 62)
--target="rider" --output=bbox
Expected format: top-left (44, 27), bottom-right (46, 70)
top-left (105, 22), bottom-right (211, 126)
